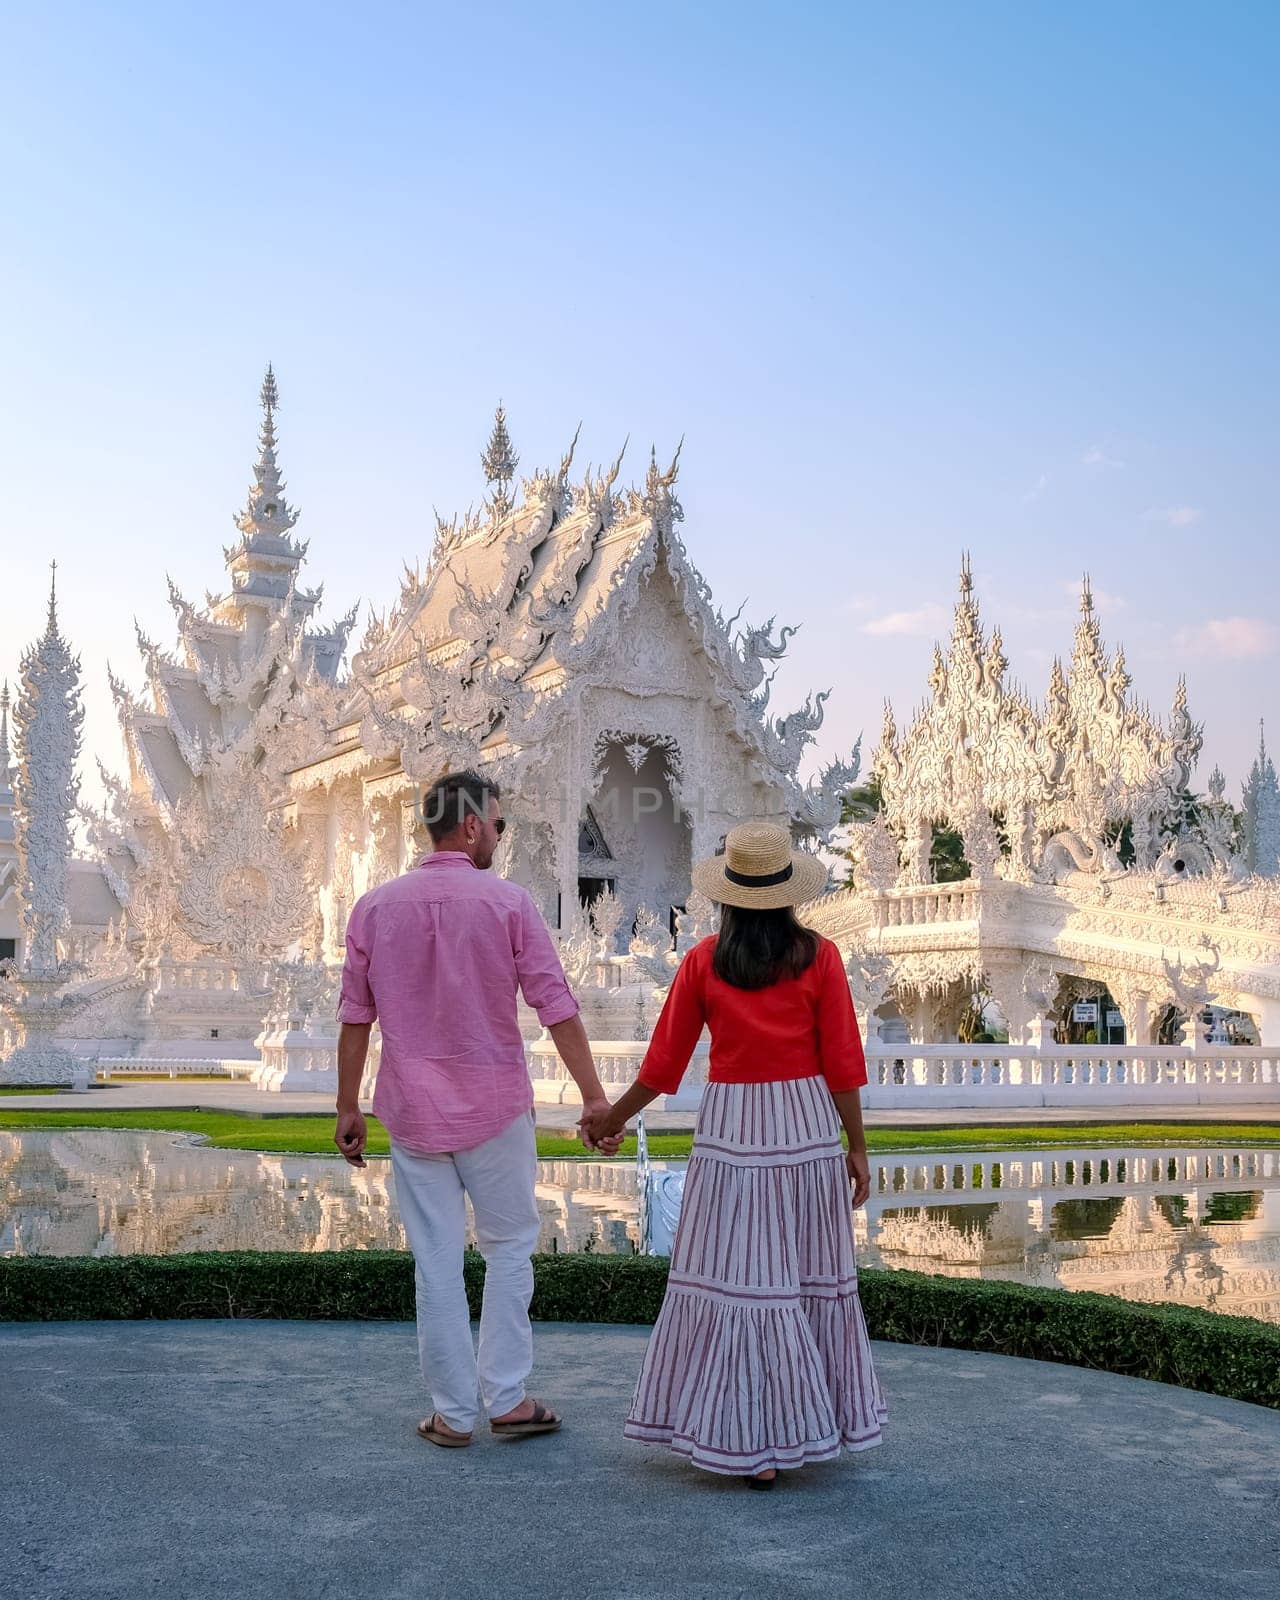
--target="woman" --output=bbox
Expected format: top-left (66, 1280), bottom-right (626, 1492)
top-left (581, 822), bottom-right (887, 1488)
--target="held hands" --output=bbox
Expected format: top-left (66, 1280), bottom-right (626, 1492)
top-left (578, 1096), bottom-right (625, 1156)
top-left (846, 1148), bottom-right (871, 1208)
top-left (334, 1107), bottom-right (368, 1168)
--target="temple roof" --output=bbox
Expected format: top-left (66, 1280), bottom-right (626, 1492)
top-left (874, 559), bottom-right (1205, 875)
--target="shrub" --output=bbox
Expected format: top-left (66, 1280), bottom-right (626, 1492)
top-left (1, 1252), bottom-right (1276, 1410)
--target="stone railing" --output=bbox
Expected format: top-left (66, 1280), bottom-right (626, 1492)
top-left (535, 1159), bottom-right (640, 1199)
top-left (871, 881), bottom-right (983, 929)
top-left (145, 960), bottom-right (274, 995)
top-left (861, 1044), bottom-right (1280, 1108)
top-left (527, 1038), bottom-right (709, 1110)
top-left (202, 1033), bottom-right (1280, 1112)
top-left (95, 1057), bottom-right (260, 1080)
top-left (525, 1040), bottom-right (1277, 1111)
top-left (864, 1142), bottom-right (1279, 1203)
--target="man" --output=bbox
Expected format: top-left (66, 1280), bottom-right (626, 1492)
top-left (334, 769), bottom-right (616, 1447)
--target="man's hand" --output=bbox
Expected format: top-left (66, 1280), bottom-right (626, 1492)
top-left (846, 1148), bottom-right (871, 1208)
top-left (335, 1106), bottom-right (368, 1168)
top-left (578, 1097), bottom-right (624, 1156)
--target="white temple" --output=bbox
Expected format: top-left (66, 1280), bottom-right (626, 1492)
top-left (808, 561), bottom-right (1280, 1047)
top-left (3, 370), bottom-right (1280, 1085)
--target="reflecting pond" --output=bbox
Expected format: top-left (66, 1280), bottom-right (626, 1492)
top-left (3, 1130), bottom-right (1279, 1323)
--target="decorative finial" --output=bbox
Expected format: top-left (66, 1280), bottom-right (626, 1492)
top-left (1080, 573), bottom-right (1094, 614)
top-left (233, 364), bottom-right (299, 539)
top-left (46, 560), bottom-right (60, 637)
top-left (557, 422), bottom-right (583, 481)
top-left (959, 551), bottom-right (973, 594)
top-left (481, 402), bottom-right (519, 513)
top-left (605, 435), bottom-right (629, 486)
top-left (642, 442), bottom-right (686, 531)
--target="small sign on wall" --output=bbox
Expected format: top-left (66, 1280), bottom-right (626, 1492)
top-left (1105, 1010), bottom-right (1123, 1029)
top-left (1072, 1001), bottom-right (1099, 1023)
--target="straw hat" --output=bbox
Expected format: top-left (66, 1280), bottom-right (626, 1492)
top-left (690, 821), bottom-right (828, 910)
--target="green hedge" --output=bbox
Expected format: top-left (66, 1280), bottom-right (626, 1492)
top-left (2, 1252), bottom-right (1276, 1410)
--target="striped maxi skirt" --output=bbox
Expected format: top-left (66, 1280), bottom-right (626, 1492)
top-left (624, 1075), bottom-right (888, 1476)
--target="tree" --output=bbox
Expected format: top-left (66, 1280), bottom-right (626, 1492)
top-left (835, 776), bottom-right (885, 886)
top-left (929, 825), bottom-right (970, 884)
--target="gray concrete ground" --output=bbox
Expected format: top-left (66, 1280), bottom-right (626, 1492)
top-left (3, 1077), bottom-right (1279, 1130)
top-left (2, 1321), bottom-right (1277, 1600)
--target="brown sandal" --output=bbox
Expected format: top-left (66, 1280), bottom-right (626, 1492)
top-left (417, 1413), bottom-right (472, 1448)
top-left (490, 1400), bottom-right (562, 1437)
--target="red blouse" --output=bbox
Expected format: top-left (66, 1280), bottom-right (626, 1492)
top-left (637, 935), bottom-right (867, 1096)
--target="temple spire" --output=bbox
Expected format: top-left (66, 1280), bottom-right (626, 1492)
top-left (232, 363), bottom-right (300, 543)
top-left (950, 550), bottom-right (982, 662)
top-left (46, 561), bottom-right (60, 639)
top-left (0, 680), bottom-right (11, 779)
top-left (481, 402), bottom-right (519, 516)
top-left (10, 580), bottom-right (84, 975)
top-left (1242, 718), bottom-right (1280, 876)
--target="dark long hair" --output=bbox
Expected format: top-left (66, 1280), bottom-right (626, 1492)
top-left (711, 903), bottom-right (820, 991)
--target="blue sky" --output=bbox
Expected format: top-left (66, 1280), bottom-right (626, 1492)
top-left (2, 1), bottom-right (1277, 802)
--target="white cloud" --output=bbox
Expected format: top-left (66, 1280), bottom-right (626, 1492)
top-left (1082, 445), bottom-right (1125, 468)
top-left (1172, 617), bottom-right (1278, 661)
top-left (1143, 505), bottom-right (1202, 527)
top-left (862, 603), bottom-right (949, 638)
top-left (1022, 472), bottom-right (1049, 505)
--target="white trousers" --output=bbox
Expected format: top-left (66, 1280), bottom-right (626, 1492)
top-left (390, 1112), bottom-right (540, 1433)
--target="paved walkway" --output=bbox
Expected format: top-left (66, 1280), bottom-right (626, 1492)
top-left (2, 1321), bottom-right (1277, 1600)
top-left (3, 1078), bottom-right (1278, 1132)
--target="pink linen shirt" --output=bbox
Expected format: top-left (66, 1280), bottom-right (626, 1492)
top-left (337, 851), bottom-right (580, 1154)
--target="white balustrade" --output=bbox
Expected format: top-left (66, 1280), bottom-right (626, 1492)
top-left (95, 1057), bottom-right (259, 1080)
top-left (521, 1040), bottom-right (1277, 1110)
top-left (860, 1044), bottom-right (1280, 1108)
top-left (102, 1035), bottom-right (1277, 1110)
top-left (874, 881), bottom-right (982, 929)
top-left (526, 1038), bottom-right (709, 1110)
top-left (866, 1144), bottom-right (1279, 1204)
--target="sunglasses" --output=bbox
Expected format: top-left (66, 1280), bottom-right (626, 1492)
top-left (494, 818), bottom-right (506, 837)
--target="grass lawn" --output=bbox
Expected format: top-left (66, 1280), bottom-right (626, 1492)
top-left (0, 1107), bottom-right (1278, 1160)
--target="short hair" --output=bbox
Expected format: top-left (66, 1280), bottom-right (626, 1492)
top-left (420, 770), bottom-right (502, 845)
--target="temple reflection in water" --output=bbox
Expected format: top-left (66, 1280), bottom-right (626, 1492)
top-left (2, 1131), bottom-right (1278, 1324)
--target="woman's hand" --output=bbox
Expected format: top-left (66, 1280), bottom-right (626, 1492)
top-left (846, 1148), bottom-right (871, 1208)
top-left (578, 1098), bottom-right (624, 1155)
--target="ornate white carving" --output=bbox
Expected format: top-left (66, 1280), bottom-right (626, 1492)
top-left (1241, 725), bottom-right (1280, 877)
top-left (1, 572), bottom-right (95, 1086)
top-left (170, 768), bottom-right (312, 959)
top-left (875, 561), bottom-right (1205, 883)
top-left (589, 886), bottom-right (626, 957)
top-left (13, 395), bottom-right (1278, 1067)
top-left (849, 813), bottom-right (900, 893)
